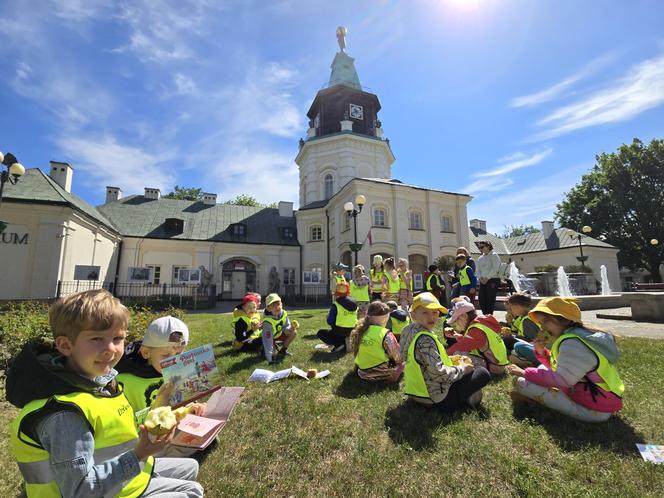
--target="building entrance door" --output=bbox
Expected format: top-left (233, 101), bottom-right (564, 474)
top-left (232, 272), bottom-right (246, 299)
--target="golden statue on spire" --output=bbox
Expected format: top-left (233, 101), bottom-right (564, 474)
top-left (336, 26), bottom-right (348, 52)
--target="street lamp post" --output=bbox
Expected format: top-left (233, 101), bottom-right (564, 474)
top-left (568, 225), bottom-right (592, 272)
top-left (0, 152), bottom-right (26, 233)
top-left (344, 194), bottom-right (366, 267)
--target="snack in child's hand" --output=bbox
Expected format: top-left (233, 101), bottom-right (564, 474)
top-left (501, 326), bottom-right (512, 336)
top-left (144, 406), bottom-right (177, 437)
top-left (291, 319), bottom-right (300, 329)
top-left (306, 368), bottom-right (318, 379)
top-left (173, 405), bottom-right (195, 422)
top-left (449, 354), bottom-right (473, 367)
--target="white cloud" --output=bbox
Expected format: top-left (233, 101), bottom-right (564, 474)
top-left (474, 148), bottom-right (553, 178)
top-left (57, 136), bottom-right (176, 195)
top-left (532, 53), bottom-right (664, 140)
top-left (511, 53), bottom-right (616, 108)
top-left (173, 73), bottom-right (199, 96)
top-left (466, 177), bottom-right (514, 195)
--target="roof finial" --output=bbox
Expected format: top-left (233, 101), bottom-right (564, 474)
top-left (336, 26), bottom-right (347, 53)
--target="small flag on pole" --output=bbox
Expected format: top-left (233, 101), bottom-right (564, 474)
top-left (367, 229), bottom-right (373, 246)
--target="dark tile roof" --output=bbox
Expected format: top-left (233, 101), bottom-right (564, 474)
top-left (3, 168), bottom-right (117, 230)
top-left (468, 227), bottom-right (616, 255)
top-left (299, 199), bottom-right (330, 210)
top-left (98, 196), bottom-right (299, 245)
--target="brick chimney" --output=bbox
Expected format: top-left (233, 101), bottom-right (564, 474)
top-left (49, 161), bottom-right (73, 193)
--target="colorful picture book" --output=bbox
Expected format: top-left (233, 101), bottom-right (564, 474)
top-left (161, 344), bottom-right (221, 407)
top-left (171, 387), bottom-right (244, 449)
top-left (636, 444), bottom-right (664, 464)
top-left (248, 365), bottom-right (330, 383)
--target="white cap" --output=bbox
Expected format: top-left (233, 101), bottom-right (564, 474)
top-left (142, 316), bottom-right (189, 348)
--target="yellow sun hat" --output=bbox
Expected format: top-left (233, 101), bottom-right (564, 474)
top-left (411, 292), bottom-right (448, 314)
top-left (528, 297), bottom-right (581, 324)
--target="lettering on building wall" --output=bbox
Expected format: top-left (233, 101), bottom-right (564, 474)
top-left (1, 232), bottom-right (29, 245)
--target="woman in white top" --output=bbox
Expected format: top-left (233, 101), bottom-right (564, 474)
top-left (476, 240), bottom-right (502, 314)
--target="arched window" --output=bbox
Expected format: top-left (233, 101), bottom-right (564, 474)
top-left (324, 174), bottom-right (334, 199)
top-left (343, 210), bottom-right (350, 231)
top-left (373, 208), bottom-right (387, 227)
top-left (409, 210), bottom-right (423, 230)
top-left (310, 225), bottom-right (322, 241)
top-left (440, 214), bottom-right (453, 232)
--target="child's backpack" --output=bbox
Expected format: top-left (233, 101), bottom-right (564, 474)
top-left (567, 326), bottom-right (620, 363)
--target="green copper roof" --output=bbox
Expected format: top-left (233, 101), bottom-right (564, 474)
top-left (98, 196), bottom-right (298, 245)
top-left (3, 168), bottom-right (117, 230)
top-left (329, 51), bottom-right (361, 90)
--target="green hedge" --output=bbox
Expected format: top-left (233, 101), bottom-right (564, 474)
top-left (0, 301), bottom-right (185, 374)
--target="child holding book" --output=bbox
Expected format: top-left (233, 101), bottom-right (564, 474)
top-left (262, 293), bottom-right (298, 363)
top-left (351, 301), bottom-right (404, 382)
top-left (507, 297), bottom-right (624, 422)
top-left (401, 292), bottom-right (489, 412)
top-left (231, 293), bottom-right (263, 352)
top-left (7, 290), bottom-right (203, 497)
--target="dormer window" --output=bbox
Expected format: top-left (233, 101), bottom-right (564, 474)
top-left (231, 223), bottom-right (246, 237)
top-left (282, 227), bottom-right (296, 239)
top-left (165, 218), bottom-right (184, 234)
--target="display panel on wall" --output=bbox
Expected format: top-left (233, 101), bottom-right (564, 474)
top-left (128, 267), bottom-right (152, 281)
top-left (302, 271), bottom-right (322, 284)
top-left (413, 274), bottom-right (423, 290)
top-left (178, 268), bottom-right (201, 283)
top-left (74, 265), bottom-right (101, 281)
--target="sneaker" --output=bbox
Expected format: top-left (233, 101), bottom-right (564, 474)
top-left (330, 344), bottom-right (346, 354)
top-left (466, 390), bottom-right (483, 408)
top-left (277, 347), bottom-right (292, 357)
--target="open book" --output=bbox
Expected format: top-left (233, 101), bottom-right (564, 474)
top-left (161, 344), bottom-right (222, 407)
top-left (171, 387), bottom-right (244, 449)
top-left (248, 365), bottom-right (330, 383)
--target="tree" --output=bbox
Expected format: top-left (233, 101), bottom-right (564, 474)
top-left (555, 138), bottom-right (664, 282)
top-left (224, 194), bottom-right (277, 209)
top-left (163, 185), bottom-right (203, 201)
top-left (502, 224), bottom-right (541, 238)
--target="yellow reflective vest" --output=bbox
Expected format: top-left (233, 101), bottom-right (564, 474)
top-left (389, 314), bottom-right (411, 337)
top-left (355, 325), bottom-right (390, 370)
top-left (426, 273), bottom-right (440, 291)
top-left (231, 313), bottom-right (262, 341)
top-left (349, 280), bottom-right (370, 303)
top-left (467, 322), bottom-right (509, 366)
top-left (458, 266), bottom-right (471, 286)
top-left (116, 372), bottom-right (162, 417)
top-left (385, 271), bottom-right (400, 294)
top-left (370, 268), bottom-right (383, 287)
top-left (333, 300), bottom-right (358, 328)
top-left (399, 270), bottom-right (413, 291)
top-left (551, 333), bottom-right (624, 397)
top-left (511, 315), bottom-right (539, 339)
top-left (11, 388), bottom-right (154, 498)
top-left (263, 310), bottom-right (289, 341)
top-left (404, 330), bottom-right (452, 399)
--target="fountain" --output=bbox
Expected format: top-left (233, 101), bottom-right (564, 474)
top-left (509, 262), bottom-right (539, 296)
top-left (556, 266), bottom-right (573, 297)
top-left (600, 265), bottom-right (611, 295)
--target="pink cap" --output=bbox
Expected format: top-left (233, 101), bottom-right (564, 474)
top-left (446, 300), bottom-right (476, 324)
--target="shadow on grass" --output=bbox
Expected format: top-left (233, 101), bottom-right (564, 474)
top-left (335, 371), bottom-right (401, 399)
top-left (301, 333), bottom-right (322, 341)
top-left (511, 403), bottom-right (645, 455)
top-left (310, 350), bottom-right (348, 364)
top-left (290, 313), bottom-right (314, 319)
top-left (225, 353), bottom-right (265, 374)
top-left (384, 401), bottom-right (463, 450)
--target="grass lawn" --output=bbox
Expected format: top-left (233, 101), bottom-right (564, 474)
top-left (1, 308), bottom-right (664, 497)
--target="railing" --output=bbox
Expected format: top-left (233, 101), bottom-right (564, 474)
top-left (56, 281), bottom-right (217, 310)
top-left (282, 283), bottom-right (331, 306)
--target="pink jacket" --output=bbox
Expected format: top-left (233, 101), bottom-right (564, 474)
top-left (524, 342), bottom-right (622, 413)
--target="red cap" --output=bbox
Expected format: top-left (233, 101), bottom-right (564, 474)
top-left (242, 294), bottom-right (259, 305)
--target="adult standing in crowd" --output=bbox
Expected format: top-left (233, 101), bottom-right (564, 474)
top-left (476, 240), bottom-right (502, 315)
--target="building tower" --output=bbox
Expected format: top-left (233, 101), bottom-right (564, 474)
top-left (295, 27), bottom-right (395, 207)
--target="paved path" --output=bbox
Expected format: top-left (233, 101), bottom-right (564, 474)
top-left (492, 308), bottom-right (664, 340)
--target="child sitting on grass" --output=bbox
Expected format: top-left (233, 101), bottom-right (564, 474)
top-left (349, 264), bottom-right (371, 318)
top-left (507, 297), bottom-right (624, 423)
top-left (351, 301), bottom-right (403, 383)
top-left (262, 293), bottom-right (298, 363)
top-left (385, 300), bottom-right (411, 342)
top-left (446, 300), bottom-right (509, 375)
top-left (501, 292), bottom-right (540, 367)
top-left (7, 290), bottom-right (203, 498)
top-left (231, 293), bottom-right (263, 352)
top-left (117, 316), bottom-right (203, 419)
top-left (318, 282), bottom-right (358, 353)
top-left (401, 292), bottom-right (489, 412)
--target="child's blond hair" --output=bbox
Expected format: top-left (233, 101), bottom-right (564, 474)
top-left (353, 264), bottom-right (366, 279)
top-left (49, 289), bottom-right (129, 342)
top-left (398, 258), bottom-right (409, 269)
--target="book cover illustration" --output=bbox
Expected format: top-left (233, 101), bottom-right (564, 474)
top-left (636, 444), bottom-right (664, 464)
top-left (160, 344), bottom-right (222, 406)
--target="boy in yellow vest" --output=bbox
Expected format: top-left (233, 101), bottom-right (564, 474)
top-left (116, 316), bottom-right (204, 422)
top-left (230, 293), bottom-right (263, 352)
top-left (262, 293), bottom-right (298, 363)
top-left (400, 292), bottom-right (489, 412)
top-left (385, 300), bottom-right (411, 342)
top-left (7, 290), bottom-right (203, 497)
top-left (318, 282), bottom-right (358, 353)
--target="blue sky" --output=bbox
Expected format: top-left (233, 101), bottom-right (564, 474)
top-left (2, 0), bottom-right (664, 234)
